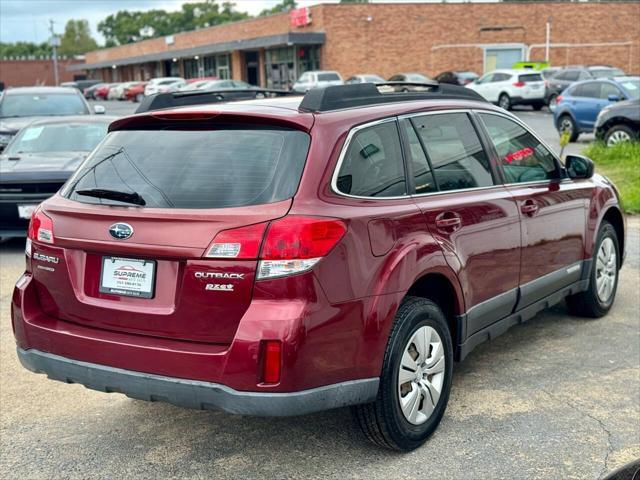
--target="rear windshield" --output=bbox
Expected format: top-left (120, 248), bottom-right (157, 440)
top-left (318, 73), bottom-right (340, 81)
top-left (0, 93), bottom-right (88, 118)
top-left (518, 74), bottom-right (543, 83)
top-left (62, 127), bottom-right (310, 209)
top-left (590, 68), bottom-right (625, 79)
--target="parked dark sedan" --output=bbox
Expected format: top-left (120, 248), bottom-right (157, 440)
top-left (0, 87), bottom-right (105, 151)
top-left (0, 116), bottom-right (114, 237)
top-left (595, 98), bottom-right (640, 145)
top-left (434, 71), bottom-right (479, 85)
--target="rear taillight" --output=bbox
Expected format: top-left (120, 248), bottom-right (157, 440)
top-left (556, 95), bottom-right (563, 104)
top-left (258, 216), bottom-right (346, 280)
top-left (261, 340), bottom-right (282, 384)
top-left (27, 206), bottom-right (54, 245)
top-left (205, 222), bottom-right (267, 259)
top-left (203, 216), bottom-right (347, 280)
top-left (513, 81), bottom-right (525, 87)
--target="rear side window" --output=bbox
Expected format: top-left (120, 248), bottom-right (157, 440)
top-left (571, 82), bottom-right (601, 98)
top-left (63, 127), bottom-right (310, 209)
top-left (318, 73), bottom-right (340, 81)
top-left (519, 74), bottom-right (543, 83)
top-left (410, 113), bottom-right (494, 192)
top-left (335, 121), bottom-right (406, 197)
top-left (479, 113), bottom-right (560, 184)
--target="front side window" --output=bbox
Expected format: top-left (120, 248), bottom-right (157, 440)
top-left (410, 113), bottom-right (493, 192)
top-left (402, 120), bottom-right (436, 195)
top-left (600, 82), bottom-right (624, 99)
top-left (479, 113), bottom-right (560, 184)
top-left (335, 121), bottom-right (406, 198)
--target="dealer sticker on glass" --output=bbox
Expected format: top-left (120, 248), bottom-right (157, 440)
top-left (100, 257), bottom-right (156, 298)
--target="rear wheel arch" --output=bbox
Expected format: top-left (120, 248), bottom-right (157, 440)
top-left (601, 207), bottom-right (625, 267)
top-left (405, 272), bottom-right (464, 350)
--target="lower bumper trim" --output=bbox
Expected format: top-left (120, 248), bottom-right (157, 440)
top-left (17, 348), bottom-right (379, 417)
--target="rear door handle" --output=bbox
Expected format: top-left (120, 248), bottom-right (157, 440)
top-left (435, 212), bottom-right (462, 231)
top-left (521, 200), bottom-right (539, 216)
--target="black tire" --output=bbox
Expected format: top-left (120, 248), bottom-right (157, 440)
top-left (498, 93), bottom-right (511, 110)
top-left (532, 102), bottom-right (544, 111)
top-left (558, 114), bottom-right (579, 142)
top-left (352, 297), bottom-right (453, 451)
top-left (604, 124), bottom-right (638, 147)
top-left (567, 221), bottom-right (620, 318)
top-left (547, 93), bottom-right (558, 110)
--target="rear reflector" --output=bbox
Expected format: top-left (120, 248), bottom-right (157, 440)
top-left (262, 340), bottom-right (282, 384)
top-left (28, 207), bottom-right (54, 245)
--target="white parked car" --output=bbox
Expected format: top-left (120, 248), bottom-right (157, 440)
top-left (292, 71), bottom-right (343, 93)
top-left (144, 77), bottom-right (186, 96)
top-left (465, 69), bottom-right (546, 110)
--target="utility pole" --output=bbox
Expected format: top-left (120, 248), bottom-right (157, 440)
top-left (49, 19), bottom-right (60, 86)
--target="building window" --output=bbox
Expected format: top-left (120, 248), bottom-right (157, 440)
top-left (297, 46), bottom-right (320, 76)
top-left (265, 46), bottom-right (296, 90)
top-left (204, 55), bottom-right (217, 76)
top-left (183, 58), bottom-right (199, 79)
top-left (217, 54), bottom-right (230, 79)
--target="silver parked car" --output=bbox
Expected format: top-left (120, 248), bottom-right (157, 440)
top-left (292, 70), bottom-right (343, 93)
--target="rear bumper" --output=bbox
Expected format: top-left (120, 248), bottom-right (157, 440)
top-left (18, 348), bottom-right (378, 416)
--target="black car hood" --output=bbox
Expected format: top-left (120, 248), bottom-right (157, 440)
top-left (0, 151), bottom-right (88, 181)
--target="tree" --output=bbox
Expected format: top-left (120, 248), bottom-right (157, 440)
top-left (98, 1), bottom-right (250, 46)
top-left (0, 41), bottom-right (52, 59)
top-left (59, 20), bottom-right (98, 56)
top-left (259, 0), bottom-right (297, 17)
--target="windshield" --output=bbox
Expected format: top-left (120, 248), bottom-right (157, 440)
top-left (63, 126), bottom-right (311, 209)
top-left (4, 123), bottom-right (108, 154)
top-left (620, 80), bottom-right (640, 99)
top-left (0, 93), bottom-right (89, 118)
top-left (318, 73), bottom-right (340, 81)
top-left (591, 68), bottom-right (625, 78)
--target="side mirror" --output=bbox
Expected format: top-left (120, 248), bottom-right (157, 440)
top-left (93, 105), bottom-right (106, 114)
top-left (565, 154), bottom-right (594, 179)
top-left (607, 94), bottom-right (620, 102)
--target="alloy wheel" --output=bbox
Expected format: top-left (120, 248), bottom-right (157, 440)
top-left (607, 130), bottom-right (632, 146)
top-left (560, 117), bottom-right (574, 136)
top-left (398, 326), bottom-right (445, 425)
top-left (499, 95), bottom-right (510, 110)
top-left (596, 237), bottom-right (617, 303)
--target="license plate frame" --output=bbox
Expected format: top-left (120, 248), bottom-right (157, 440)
top-left (99, 256), bottom-right (156, 299)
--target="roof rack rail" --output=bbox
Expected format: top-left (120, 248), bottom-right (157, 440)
top-left (298, 82), bottom-right (487, 112)
top-left (135, 88), bottom-right (294, 114)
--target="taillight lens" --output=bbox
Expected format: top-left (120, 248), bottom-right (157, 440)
top-left (257, 216), bottom-right (346, 280)
top-left (261, 340), bottom-right (282, 384)
top-left (556, 95), bottom-right (563, 104)
top-left (205, 222), bottom-right (268, 259)
top-left (203, 216), bottom-right (346, 280)
top-left (27, 206), bottom-right (54, 244)
top-left (513, 81), bottom-right (525, 87)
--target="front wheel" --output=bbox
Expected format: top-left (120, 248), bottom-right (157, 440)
top-left (605, 124), bottom-right (637, 147)
top-left (352, 297), bottom-right (453, 451)
top-left (498, 93), bottom-right (511, 110)
top-left (567, 221), bottom-right (620, 318)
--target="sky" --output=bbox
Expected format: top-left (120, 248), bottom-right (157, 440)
top-left (0, 0), bottom-right (337, 45)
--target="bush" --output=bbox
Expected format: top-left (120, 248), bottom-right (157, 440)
top-left (583, 142), bottom-right (640, 214)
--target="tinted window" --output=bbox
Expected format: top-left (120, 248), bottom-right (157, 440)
top-left (318, 73), bottom-right (340, 81)
top-left (411, 113), bottom-right (493, 192)
top-left (63, 127), bottom-right (310, 209)
top-left (389, 75), bottom-right (403, 81)
top-left (5, 123), bottom-right (108, 154)
top-left (0, 92), bottom-right (88, 117)
top-left (519, 74), bottom-right (543, 83)
top-left (402, 121), bottom-right (436, 195)
top-left (336, 121), bottom-right (406, 197)
top-left (564, 71), bottom-right (580, 81)
top-left (571, 82), bottom-right (601, 98)
top-left (493, 73), bottom-right (511, 82)
top-left (480, 113), bottom-right (560, 184)
top-left (600, 82), bottom-right (623, 99)
top-left (590, 68), bottom-right (625, 79)
top-left (619, 80), bottom-right (640, 99)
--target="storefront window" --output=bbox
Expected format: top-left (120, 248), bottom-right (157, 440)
top-left (204, 56), bottom-right (217, 77)
top-left (183, 58), bottom-right (199, 79)
top-left (217, 54), bottom-right (231, 79)
top-left (265, 46), bottom-right (321, 90)
top-left (297, 46), bottom-right (320, 76)
top-left (203, 54), bottom-right (231, 79)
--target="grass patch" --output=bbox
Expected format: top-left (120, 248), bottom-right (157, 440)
top-left (582, 142), bottom-right (640, 214)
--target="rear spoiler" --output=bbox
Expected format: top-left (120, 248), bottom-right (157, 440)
top-left (135, 88), bottom-right (295, 113)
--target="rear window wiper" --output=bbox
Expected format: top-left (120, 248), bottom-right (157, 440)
top-left (75, 188), bottom-right (146, 206)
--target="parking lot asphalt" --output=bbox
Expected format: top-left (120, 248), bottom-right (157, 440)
top-left (0, 102), bottom-right (637, 480)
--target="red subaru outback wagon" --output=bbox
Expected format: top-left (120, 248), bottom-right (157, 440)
top-left (12, 83), bottom-right (625, 451)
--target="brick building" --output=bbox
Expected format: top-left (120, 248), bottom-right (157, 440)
top-left (71, 1), bottom-right (640, 88)
top-left (1, 59), bottom-right (86, 88)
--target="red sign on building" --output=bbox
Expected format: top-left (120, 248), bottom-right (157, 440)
top-left (290, 7), bottom-right (312, 28)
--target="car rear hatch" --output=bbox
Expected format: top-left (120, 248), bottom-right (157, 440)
top-left (29, 109), bottom-right (313, 344)
top-left (517, 73), bottom-right (545, 99)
